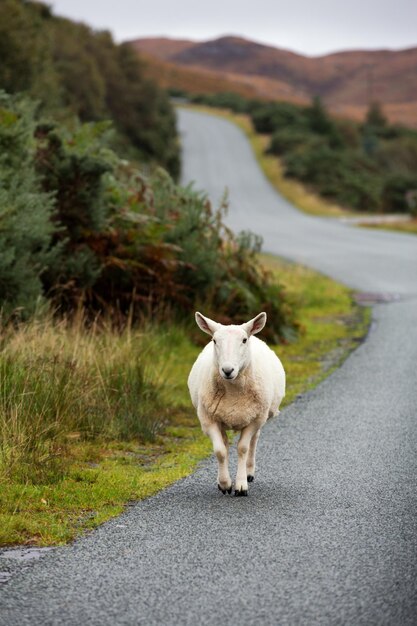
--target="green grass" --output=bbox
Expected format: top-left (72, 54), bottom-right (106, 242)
top-left (0, 319), bottom-right (208, 546)
top-left (0, 427), bottom-right (210, 546)
top-left (0, 257), bottom-right (369, 546)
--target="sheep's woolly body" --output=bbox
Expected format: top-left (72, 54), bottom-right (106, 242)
top-left (189, 336), bottom-right (285, 431)
top-left (188, 312), bottom-right (285, 495)
top-left (200, 368), bottom-right (266, 431)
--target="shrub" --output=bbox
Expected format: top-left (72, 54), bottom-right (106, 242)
top-left (251, 102), bottom-right (306, 134)
top-left (0, 92), bottom-right (296, 340)
top-left (304, 97), bottom-right (343, 148)
top-left (148, 170), bottom-right (297, 342)
top-left (375, 136), bottom-right (417, 174)
top-left (34, 121), bottom-right (113, 301)
top-left (382, 174), bottom-right (417, 213)
top-left (0, 92), bottom-right (59, 318)
top-left (284, 141), bottom-right (382, 211)
top-left (363, 102), bottom-right (388, 133)
top-left (268, 128), bottom-right (308, 155)
top-left (190, 92), bottom-right (250, 113)
top-left (335, 119), bottom-right (361, 149)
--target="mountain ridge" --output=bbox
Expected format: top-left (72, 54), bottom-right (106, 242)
top-left (129, 35), bottom-right (417, 126)
top-left (131, 34), bottom-right (416, 60)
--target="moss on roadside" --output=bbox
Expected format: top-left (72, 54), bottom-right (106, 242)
top-left (0, 420), bottom-right (210, 546)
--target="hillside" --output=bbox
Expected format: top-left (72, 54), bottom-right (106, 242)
top-left (130, 37), bottom-right (197, 59)
top-left (130, 36), bottom-right (417, 126)
top-left (137, 52), bottom-right (309, 104)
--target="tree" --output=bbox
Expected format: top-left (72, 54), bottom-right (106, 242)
top-left (0, 1), bottom-right (180, 176)
top-left (0, 92), bottom-right (58, 318)
top-left (365, 102), bottom-right (387, 129)
top-left (304, 97), bottom-right (343, 148)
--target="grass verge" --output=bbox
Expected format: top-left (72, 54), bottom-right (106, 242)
top-left (0, 257), bottom-right (370, 547)
top-left (358, 219), bottom-right (417, 236)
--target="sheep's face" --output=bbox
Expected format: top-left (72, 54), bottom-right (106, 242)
top-left (212, 326), bottom-right (250, 380)
top-left (195, 312), bottom-right (267, 381)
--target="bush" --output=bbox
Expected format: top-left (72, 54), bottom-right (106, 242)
top-left (190, 92), bottom-right (251, 113)
top-left (363, 102), bottom-right (388, 134)
top-left (0, 92), bottom-right (59, 318)
top-left (151, 172), bottom-right (296, 341)
top-left (0, 90), bottom-right (296, 340)
top-left (251, 102), bottom-right (306, 134)
top-left (262, 98), bottom-right (417, 213)
top-left (382, 174), bottom-right (417, 213)
top-left (284, 141), bottom-right (382, 211)
top-left (334, 119), bottom-right (361, 149)
top-left (268, 128), bottom-right (308, 155)
top-left (375, 136), bottom-right (417, 174)
top-left (304, 97), bottom-right (343, 148)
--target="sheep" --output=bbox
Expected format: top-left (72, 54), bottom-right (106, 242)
top-left (188, 311), bottom-right (285, 496)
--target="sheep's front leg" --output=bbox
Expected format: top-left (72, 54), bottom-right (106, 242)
top-left (247, 430), bottom-right (260, 483)
top-left (205, 423), bottom-right (232, 494)
top-left (235, 424), bottom-right (259, 496)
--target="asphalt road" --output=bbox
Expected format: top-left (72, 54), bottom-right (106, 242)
top-left (1, 109), bottom-right (417, 626)
top-left (179, 110), bottom-right (417, 296)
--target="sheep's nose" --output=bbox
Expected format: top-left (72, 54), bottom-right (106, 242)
top-left (222, 366), bottom-right (235, 378)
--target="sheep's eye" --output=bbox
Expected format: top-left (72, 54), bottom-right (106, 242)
top-left (242, 338), bottom-right (247, 344)
top-left (213, 339), bottom-right (216, 344)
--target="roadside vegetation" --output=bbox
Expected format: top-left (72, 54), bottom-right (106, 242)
top-left (1, 3), bottom-right (295, 546)
top-left (357, 219), bottom-right (417, 235)
top-left (1, 0), bottom-right (179, 175)
top-left (0, 2), bottom-right (370, 546)
top-left (182, 92), bottom-right (417, 220)
top-left (0, 258), bottom-right (369, 546)
top-left (0, 91), bottom-right (294, 340)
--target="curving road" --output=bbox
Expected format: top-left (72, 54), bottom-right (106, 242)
top-left (179, 110), bottom-right (417, 296)
top-left (1, 109), bottom-right (417, 626)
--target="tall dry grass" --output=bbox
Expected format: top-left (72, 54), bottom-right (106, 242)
top-left (0, 314), bottom-right (183, 483)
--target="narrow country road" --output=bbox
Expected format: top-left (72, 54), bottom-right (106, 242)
top-left (1, 109), bottom-right (417, 626)
top-left (179, 110), bottom-right (417, 296)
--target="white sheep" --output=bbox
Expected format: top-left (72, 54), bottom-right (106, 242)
top-left (188, 311), bottom-right (285, 496)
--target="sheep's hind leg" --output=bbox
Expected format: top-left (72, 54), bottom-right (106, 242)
top-left (205, 423), bottom-right (232, 494)
top-left (247, 430), bottom-right (260, 483)
top-left (235, 424), bottom-right (258, 496)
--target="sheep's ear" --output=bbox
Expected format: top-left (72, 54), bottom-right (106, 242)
top-left (195, 312), bottom-right (220, 336)
top-left (242, 312), bottom-right (267, 336)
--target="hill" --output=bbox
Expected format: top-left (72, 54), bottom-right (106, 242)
top-left (130, 36), bottom-right (417, 126)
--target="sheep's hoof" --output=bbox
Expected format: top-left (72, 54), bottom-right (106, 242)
top-left (235, 489), bottom-right (248, 497)
top-left (247, 475), bottom-right (254, 483)
top-left (218, 484), bottom-right (232, 495)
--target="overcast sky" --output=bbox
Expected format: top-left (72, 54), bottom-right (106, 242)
top-left (50, 0), bottom-right (417, 56)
